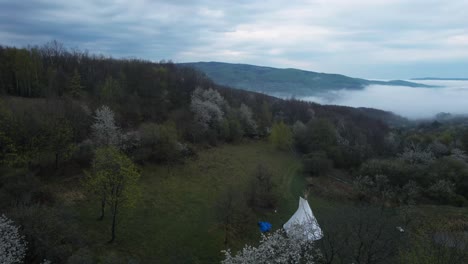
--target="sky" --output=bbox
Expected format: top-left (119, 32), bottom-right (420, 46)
top-left (1, 0), bottom-right (467, 79)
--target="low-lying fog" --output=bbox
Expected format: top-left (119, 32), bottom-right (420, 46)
top-left (301, 80), bottom-right (468, 119)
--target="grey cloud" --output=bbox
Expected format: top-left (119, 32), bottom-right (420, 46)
top-left (0, 0), bottom-right (467, 78)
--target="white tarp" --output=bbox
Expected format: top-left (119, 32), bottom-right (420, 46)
top-left (283, 197), bottom-right (323, 241)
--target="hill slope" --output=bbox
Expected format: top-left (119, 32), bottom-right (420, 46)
top-left (182, 62), bottom-right (431, 97)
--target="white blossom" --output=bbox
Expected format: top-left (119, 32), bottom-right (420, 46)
top-left (190, 87), bottom-right (226, 130)
top-left (398, 143), bottom-right (434, 164)
top-left (91, 105), bottom-right (124, 148)
top-left (239, 103), bottom-right (257, 134)
top-left (450, 148), bottom-right (468, 162)
top-left (222, 226), bottom-right (321, 264)
top-left (0, 214), bottom-right (27, 264)
top-left (292, 121), bottom-right (306, 136)
top-left (428, 180), bottom-right (455, 198)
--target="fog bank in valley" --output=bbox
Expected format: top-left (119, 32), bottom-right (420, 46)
top-left (301, 80), bottom-right (468, 119)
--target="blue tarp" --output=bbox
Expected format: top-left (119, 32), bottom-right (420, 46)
top-left (258, 221), bottom-right (272, 232)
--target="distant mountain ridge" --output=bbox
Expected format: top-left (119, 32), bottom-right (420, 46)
top-left (181, 62), bottom-right (431, 97)
top-left (411, 77), bottom-right (468, 81)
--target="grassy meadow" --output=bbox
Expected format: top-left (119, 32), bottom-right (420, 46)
top-left (67, 140), bottom-right (332, 263)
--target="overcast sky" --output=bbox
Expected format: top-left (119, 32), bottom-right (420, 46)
top-left (1, 0), bottom-right (467, 79)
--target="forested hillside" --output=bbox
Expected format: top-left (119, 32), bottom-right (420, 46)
top-left (182, 62), bottom-right (431, 97)
top-left (1, 42), bottom-right (467, 263)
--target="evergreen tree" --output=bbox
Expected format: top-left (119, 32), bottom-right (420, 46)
top-left (67, 68), bottom-right (84, 98)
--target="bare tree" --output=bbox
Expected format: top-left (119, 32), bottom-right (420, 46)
top-left (216, 186), bottom-right (253, 247)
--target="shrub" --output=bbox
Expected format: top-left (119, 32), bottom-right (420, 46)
top-left (0, 170), bottom-right (52, 210)
top-left (359, 158), bottom-right (422, 186)
top-left (9, 205), bottom-right (84, 263)
top-left (450, 195), bottom-right (467, 207)
top-left (302, 152), bottom-right (333, 176)
top-left (427, 180), bottom-right (455, 203)
top-left (135, 122), bottom-right (183, 163)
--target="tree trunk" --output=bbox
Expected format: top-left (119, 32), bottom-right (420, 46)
top-left (98, 196), bottom-right (106, 221)
top-left (55, 153), bottom-right (59, 169)
top-left (109, 201), bottom-right (118, 243)
top-left (224, 224), bottom-right (228, 247)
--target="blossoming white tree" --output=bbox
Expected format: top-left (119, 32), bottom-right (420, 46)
top-left (0, 214), bottom-right (27, 264)
top-left (222, 225), bottom-right (321, 264)
top-left (398, 143), bottom-right (434, 164)
top-left (451, 148), bottom-right (468, 162)
top-left (190, 87), bottom-right (226, 131)
top-left (91, 105), bottom-right (123, 148)
top-left (239, 103), bottom-right (257, 135)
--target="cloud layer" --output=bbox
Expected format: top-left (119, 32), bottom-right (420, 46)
top-left (1, 0), bottom-right (467, 78)
top-left (301, 80), bottom-right (468, 119)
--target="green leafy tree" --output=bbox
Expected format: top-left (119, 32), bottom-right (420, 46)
top-left (137, 122), bottom-right (181, 163)
top-left (305, 118), bottom-right (337, 153)
top-left (269, 122), bottom-right (293, 151)
top-left (86, 147), bottom-right (140, 242)
top-left (221, 117), bottom-right (243, 142)
top-left (99, 76), bottom-right (123, 104)
top-left (258, 101), bottom-right (272, 136)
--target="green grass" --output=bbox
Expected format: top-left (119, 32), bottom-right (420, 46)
top-left (74, 140), bottom-right (329, 263)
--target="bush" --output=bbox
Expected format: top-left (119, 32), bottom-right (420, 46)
top-left (359, 159), bottom-right (422, 187)
top-left (8, 205), bottom-right (85, 263)
top-left (134, 122), bottom-right (183, 163)
top-left (302, 152), bottom-right (333, 176)
top-left (450, 194), bottom-right (467, 207)
top-left (0, 169), bottom-right (54, 210)
top-left (328, 145), bottom-right (364, 169)
top-left (427, 180), bottom-right (455, 203)
top-left (428, 157), bottom-right (468, 189)
top-left (295, 119), bottom-right (337, 154)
